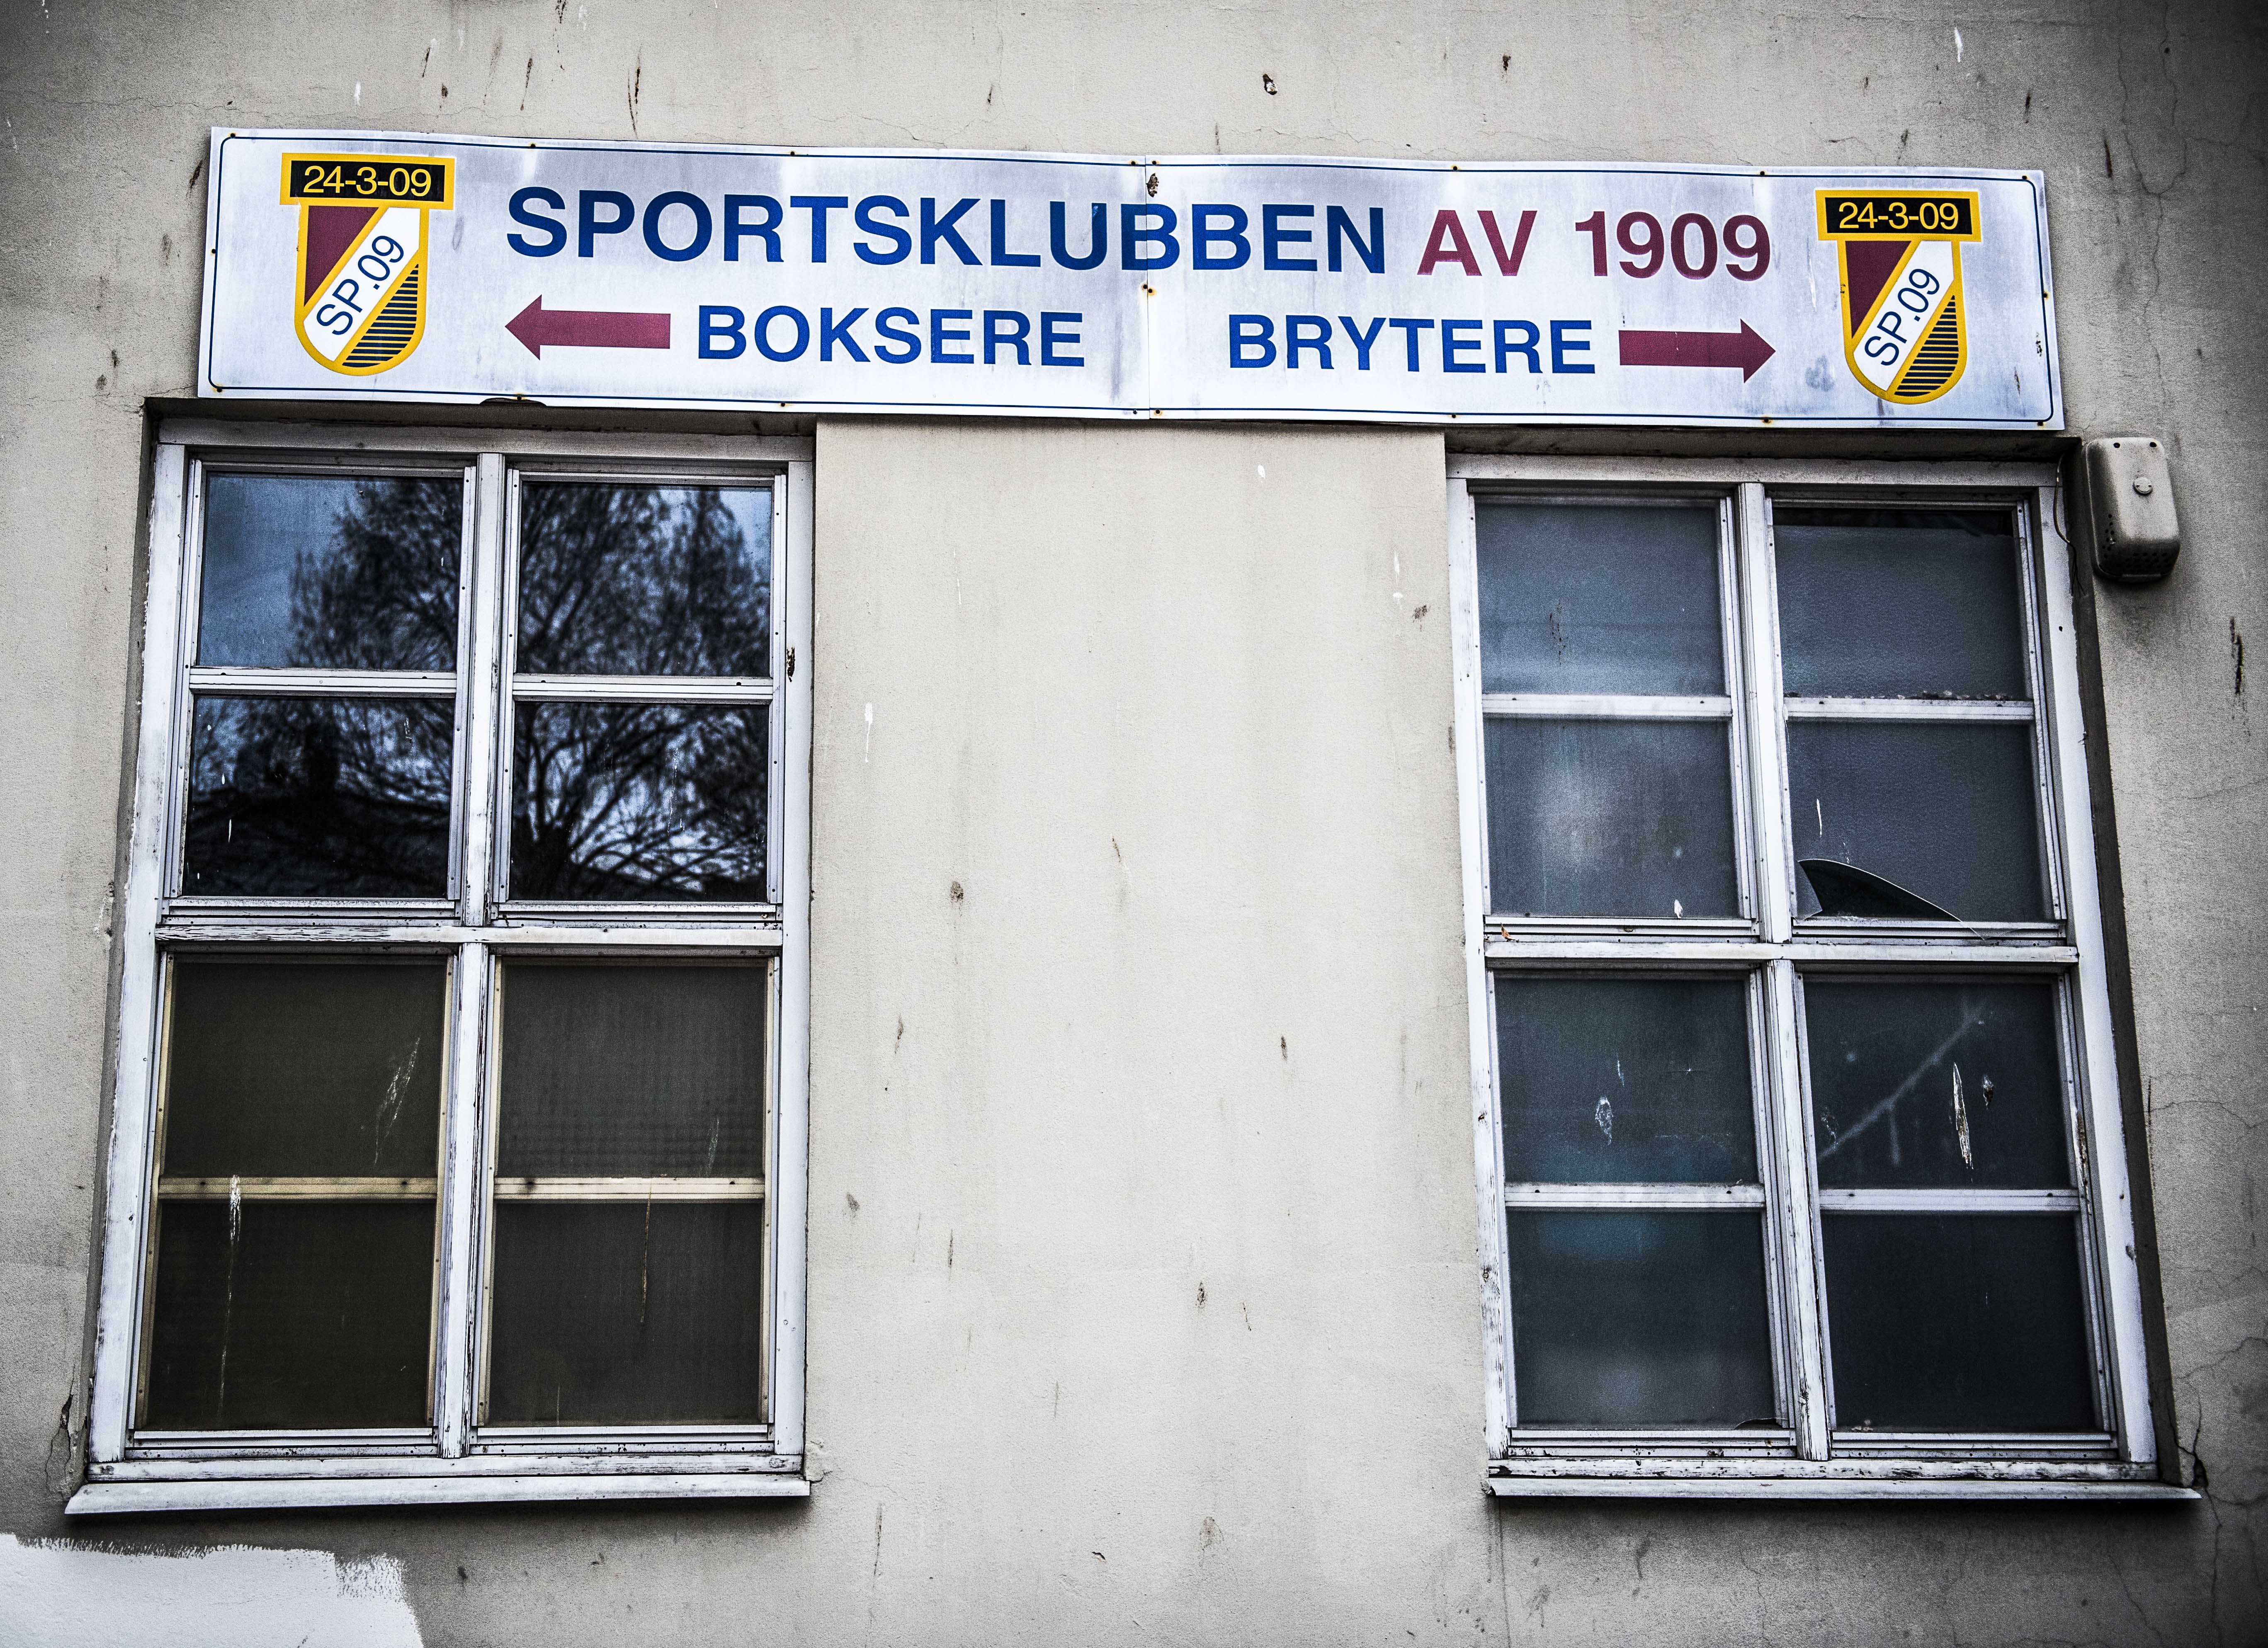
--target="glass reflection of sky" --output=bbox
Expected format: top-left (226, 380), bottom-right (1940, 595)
top-left (198, 475), bottom-right (460, 670)
top-left (199, 476), bottom-right (364, 665)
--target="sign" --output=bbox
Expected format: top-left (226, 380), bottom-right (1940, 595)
top-left (199, 130), bottom-right (2062, 428)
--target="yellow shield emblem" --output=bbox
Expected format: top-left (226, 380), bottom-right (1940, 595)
top-left (1817, 191), bottom-right (1979, 405)
top-left (284, 154), bottom-right (454, 376)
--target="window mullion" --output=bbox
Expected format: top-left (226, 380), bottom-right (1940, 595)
top-left (434, 942), bottom-right (490, 1459)
top-left (435, 454), bottom-right (507, 1460)
top-left (1736, 483), bottom-right (1832, 1459)
top-left (459, 454), bottom-right (508, 927)
top-left (1763, 958), bottom-right (1831, 1458)
top-left (1734, 483), bottom-right (1794, 944)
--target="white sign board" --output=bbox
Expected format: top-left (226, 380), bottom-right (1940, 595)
top-left (199, 130), bottom-right (2062, 428)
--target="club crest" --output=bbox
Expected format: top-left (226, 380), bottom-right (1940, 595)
top-left (283, 154), bottom-right (454, 375)
top-left (1816, 190), bottom-right (1979, 405)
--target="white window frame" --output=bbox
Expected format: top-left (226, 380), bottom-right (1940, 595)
top-left (1447, 455), bottom-right (2186, 1500)
top-left (72, 420), bottom-right (816, 1514)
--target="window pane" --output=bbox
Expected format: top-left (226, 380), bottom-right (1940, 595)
top-left (1476, 502), bottom-right (1724, 695)
top-left (1806, 978), bottom-right (2069, 1189)
top-left (1498, 976), bottom-right (1757, 1183)
top-left (509, 703), bottom-right (767, 900)
top-left (1787, 722), bottom-right (2044, 921)
top-left (515, 483), bottom-right (771, 677)
top-left (1822, 1214), bottom-right (2096, 1432)
top-left (1775, 509), bottom-right (2027, 701)
top-left (199, 475), bottom-right (461, 671)
top-left (1485, 719), bottom-right (1739, 917)
top-left (143, 1200), bottom-right (435, 1430)
top-left (184, 697), bottom-right (453, 897)
top-left (498, 964), bottom-right (766, 1178)
top-left (1506, 1211), bottom-right (1776, 1427)
top-left (485, 1203), bottom-right (765, 1425)
top-left (163, 959), bottom-right (446, 1180)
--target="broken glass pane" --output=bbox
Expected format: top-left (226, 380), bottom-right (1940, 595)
top-left (1476, 502), bottom-right (1724, 696)
top-left (163, 958), bottom-right (446, 1180)
top-left (1787, 721), bottom-right (2044, 921)
top-left (485, 1202), bottom-right (765, 1425)
top-left (1497, 976), bottom-right (1758, 1184)
top-left (1506, 1210), bottom-right (1776, 1427)
top-left (183, 696), bottom-right (454, 898)
top-left (515, 483), bottom-right (772, 677)
top-left (198, 474), bottom-right (464, 671)
top-left (498, 963), bottom-right (767, 1179)
top-left (143, 1199), bottom-right (435, 1430)
top-left (508, 702), bottom-right (767, 901)
top-left (1805, 978), bottom-right (2070, 1189)
top-left (1822, 1213), bottom-right (2096, 1432)
top-left (1775, 508), bottom-right (2028, 701)
top-left (1485, 718), bottom-right (1739, 917)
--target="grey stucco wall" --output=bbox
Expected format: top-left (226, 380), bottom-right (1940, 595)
top-left (1, 1), bottom-right (2261, 1643)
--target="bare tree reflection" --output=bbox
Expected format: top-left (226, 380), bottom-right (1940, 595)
top-left (185, 697), bottom-right (454, 896)
top-left (514, 483), bottom-right (768, 677)
top-left (291, 475), bottom-right (464, 671)
top-left (510, 702), bottom-right (766, 900)
top-left (184, 477), bottom-right (460, 896)
top-left (185, 478), bottom-right (771, 900)
top-left (509, 483), bottom-right (770, 900)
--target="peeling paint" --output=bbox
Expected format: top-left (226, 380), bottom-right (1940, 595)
top-left (0, 1536), bottom-right (422, 1646)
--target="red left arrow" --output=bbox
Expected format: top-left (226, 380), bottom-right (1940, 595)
top-left (507, 296), bottom-right (671, 358)
top-left (1617, 321), bottom-right (1775, 381)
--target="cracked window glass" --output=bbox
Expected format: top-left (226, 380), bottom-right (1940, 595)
top-left (1787, 721), bottom-right (2045, 921)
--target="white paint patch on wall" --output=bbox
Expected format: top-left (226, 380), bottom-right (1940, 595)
top-left (0, 1535), bottom-right (422, 1648)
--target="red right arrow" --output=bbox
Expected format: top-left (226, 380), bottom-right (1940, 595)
top-left (507, 296), bottom-right (671, 358)
top-left (1617, 321), bottom-right (1775, 381)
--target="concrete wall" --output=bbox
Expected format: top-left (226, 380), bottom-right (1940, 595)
top-left (2, 1), bottom-right (2262, 1643)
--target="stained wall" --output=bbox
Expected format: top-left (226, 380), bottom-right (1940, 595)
top-left (1, 2), bottom-right (2261, 1642)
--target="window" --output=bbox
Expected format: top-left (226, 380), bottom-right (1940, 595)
top-left (1447, 459), bottom-right (2173, 1497)
top-left (75, 425), bottom-right (813, 1513)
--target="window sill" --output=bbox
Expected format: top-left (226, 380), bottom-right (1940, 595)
top-left (1486, 1462), bottom-right (2195, 1501)
top-left (67, 1469), bottom-right (810, 1516)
